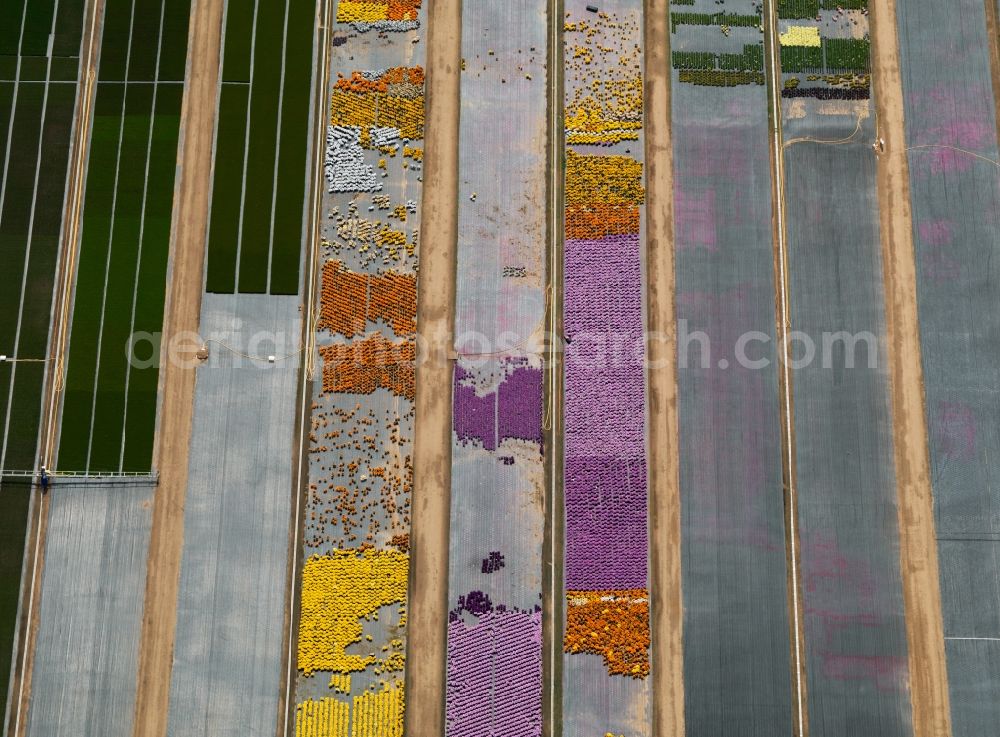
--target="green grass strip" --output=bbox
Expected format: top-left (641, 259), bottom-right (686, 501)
top-left (59, 82), bottom-right (125, 471)
top-left (127, 0), bottom-right (163, 82)
top-left (53, 0), bottom-right (85, 57)
top-left (158, 0), bottom-right (191, 82)
top-left (18, 56), bottom-right (48, 81)
top-left (49, 55), bottom-right (81, 81)
top-left (0, 56), bottom-right (17, 78)
top-left (88, 84), bottom-right (154, 472)
top-left (98, 0), bottom-right (133, 81)
top-left (204, 82), bottom-right (248, 293)
top-left (121, 84), bottom-right (180, 471)
top-left (16, 82), bottom-right (76, 362)
top-left (0, 83), bottom-right (45, 356)
top-left (0, 88), bottom-right (76, 472)
top-left (0, 0), bottom-right (27, 55)
top-left (0, 82), bottom-right (13, 177)
top-left (670, 12), bottom-right (760, 34)
top-left (820, 0), bottom-right (866, 8)
top-left (4, 362), bottom-right (45, 469)
top-left (21, 0), bottom-right (56, 56)
top-left (237, 0), bottom-right (283, 294)
top-left (221, 0), bottom-right (254, 83)
top-left (270, 0), bottom-right (314, 295)
top-left (0, 479), bottom-right (31, 714)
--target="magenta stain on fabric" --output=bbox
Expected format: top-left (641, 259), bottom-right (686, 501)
top-left (675, 187), bottom-right (718, 251)
top-left (934, 400), bottom-right (977, 461)
top-left (920, 243), bottom-right (961, 284)
top-left (917, 219), bottom-right (954, 246)
top-left (453, 361), bottom-right (543, 451)
top-left (683, 124), bottom-right (750, 179)
top-left (446, 609), bottom-right (542, 737)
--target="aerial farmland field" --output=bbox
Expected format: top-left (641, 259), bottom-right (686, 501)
top-left (203, 0), bottom-right (314, 295)
top-left (445, 1), bottom-right (547, 734)
top-left (0, 0), bottom-right (86, 709)
top-left (2, 0), bottom-right (1000, 735)
top-left (669, 0), bottom-right (794, 732)
top-left (897, 0), bottom-right (1000, 733)
top-left (57, 0), bottom-right (190, 474)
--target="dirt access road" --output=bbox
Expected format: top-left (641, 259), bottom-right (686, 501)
top-left (870, 1), bottom-right (952, 735)
top-left (404, 0), bottom-right (461, 733)
top-left (130, 1), bottom-right (223, 736)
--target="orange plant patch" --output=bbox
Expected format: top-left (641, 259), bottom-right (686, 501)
top-left (319, 261), bottom-right (416, 338)
top-left (320, 335), bottom-right (416, 399)
top-left (564, 589), bottom-right (650, 679)
top-left (566, 204), bottom-right (639, 240)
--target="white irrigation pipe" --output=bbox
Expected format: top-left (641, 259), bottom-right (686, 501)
top-left (765, 1), bottom-right (806, 735)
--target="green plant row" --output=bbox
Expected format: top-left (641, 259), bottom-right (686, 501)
top-left (670, 12), bottom-right (761, 34)
top-left (824, 37), bottom-right (869, 72)
top-left (780, 38), bottom-right (869, 73)
top-left (678, 70), bottom-right (765, 86)
top-left (671, 0), bottom-right (696, 5)
top-left (720, 43), bottom-right (763, 71)
top-left (780, 44), bottom-right (823, 72)
top-left (671, 51), bottom-right (718, 70)
top-left (672, 44), bottom-right (764, 72)
top-left (820, 0), bottom-right (867, 9)
top-left (778, 0), bottom-right (819, 19)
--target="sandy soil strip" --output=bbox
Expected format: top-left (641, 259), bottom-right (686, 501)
top-left (130, 2), bottom-right (223, 736)
top-left (5, 1), bottom-right (105, 734)
top-left (643, 1), bottom-right (685, 736)
top-left (868, 2), bottom-right (952, 736)
top-left (985, 0), bottom-right (1000, 151)
top-left (404, 0), bottom-right (461, 734)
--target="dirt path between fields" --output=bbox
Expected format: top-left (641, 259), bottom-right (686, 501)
top-left (130, 1), bottom-right (223, 736)
top-left (643, 1), bottom-right (685, 736)
top-left (403, 0), bottom-right (461, 734)
top-left (869, 2), bottom-right (952, 736)
top-left (985, 0), bottom-right (1000, 160)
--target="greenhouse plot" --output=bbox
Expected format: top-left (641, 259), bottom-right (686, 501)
top-left (58, 0), bottom-right (190, 473)
top-left (668, 0), bottom-right (795, 733)
top-left (780, 3), bottom-right (914, 735)
top-left (896, 0), bottom-right (1000, 733)
top-left (562, 3), bottom-right (650, 735)
top-left (293, 4), bottom-right (424, 734)
top-left (204, 0), bottom-right (316, 295)
top-left (445, 5), bottom-right (548, 732)
top-left (0, 0), bottom-right (86, 705)
top-left (165, 295), bottom-right (301, 737)
top-left (25, 480), bottom-right (156, 737)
